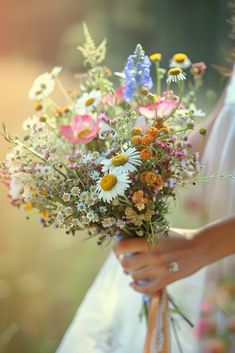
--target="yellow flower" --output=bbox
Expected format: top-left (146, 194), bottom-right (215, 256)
top-left (131, 127), bottom-right (142, 135)
top-left (140, 87), bottom-right (149, 95)
top-left (40, 210), bottom-right (49, 218)
top-left (150, 53), bottom-right (162, 62)
top-left (170, 53), bottom-right (191, 69)
top-left (131, 135), bottom-right (143, 146)
top-left (25, 201), bottom-right (33, 211)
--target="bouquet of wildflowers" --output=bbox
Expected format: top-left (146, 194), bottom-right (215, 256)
top-left (1, 26), bottom-right (206, 246)
top-left (1, 25), bottom-right (207, 352)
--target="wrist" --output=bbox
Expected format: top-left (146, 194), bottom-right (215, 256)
top-left (190, 227), bottom-right (216, 267)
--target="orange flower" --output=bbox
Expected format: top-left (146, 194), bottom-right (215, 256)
top-left (140, 148), bottom-right (153, 160)
top-left (145, 172), bottom-right (158, 187)
top-left (159, 127), bottom-right (169, 134)
top-left (146, 127), bottom-right (159, 138)
top-left (140, 87), bottom-right (149, 95)
top-left (140, 172), bottom-right (147, 183)
top-left (39, 115), bottom-right (47, 122)
top-left (154, 174), bottom-right (164, 190)
top-left (142, 134), bottom-right (154, 146)
top-left (154, 122), bottom-right (169, 133)
top-left (35, 103), bottom-right (43, 111)
top-left (131, 135), bottom-right (143, 145)
top-left (132, 190), bottom-right (147, 204)
top-left (144, 172), bottom-right (164, 190)
top-left (25, 201), bottom-right (33, 211)
top-left (40, 210), bottom-right (49, 218)
top-left (131, 127), bottom-right (142, 135)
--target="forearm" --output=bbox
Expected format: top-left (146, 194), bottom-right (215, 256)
top-left (194, 215), bottom-right (235, 265)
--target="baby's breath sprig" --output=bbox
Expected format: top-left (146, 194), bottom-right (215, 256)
top-left (2, 124), bottom-right (67, 179)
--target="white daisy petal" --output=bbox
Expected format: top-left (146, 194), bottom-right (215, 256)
top-left (75, 90), bottom-right (102, 113)
top-left (167, 67), bottom-right (186, 84)
top-left (96, 170), bottom-right (131, 203)
top-left (28, 72), bottom-right (55, 101)
top-left (101, 147), bottom-right (141, 173)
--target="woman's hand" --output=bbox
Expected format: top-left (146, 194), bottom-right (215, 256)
top-left (113, 228), bottom-right (209, 296)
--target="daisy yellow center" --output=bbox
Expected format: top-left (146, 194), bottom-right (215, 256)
top-left (168, 67), bottom-right (182, 76)
top-left (173, 53), bottom-right (187, 63)
top-left (111, 154), bottom-right (128, 166)
top-left (85, 97), bottom-right (95, 106)
top-left (100, 174), bottom-right (117, 191)
top-left (76, 128), bottom-right (92, 138)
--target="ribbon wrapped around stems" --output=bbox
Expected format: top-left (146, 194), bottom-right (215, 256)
top-left (116, 235), bottom-right (171, 352)
top-left (144, 289), bottom-right (170, 353)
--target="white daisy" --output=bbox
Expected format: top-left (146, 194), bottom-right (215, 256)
top-left (51, 66), bottom-right (62, 77)
top-left (75, 90), bottom-right (102, 113)
top-left (167, 67), bottom-right (186, 84)
top-left (191, 109), bottom-right (205, 118)
top-left (169, 53), bottom-right (191, 69)
top-left (96, 171), bottom-right (131, 203)
top-left (22, 116), bottom-right (41, 131)
top-left (101, 147), bottom-right (141, 173)
top-left (28, 72), bottom-right (55, 100)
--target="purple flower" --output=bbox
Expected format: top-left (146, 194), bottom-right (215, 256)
top-left (124, 44), bottom-right (153, 102)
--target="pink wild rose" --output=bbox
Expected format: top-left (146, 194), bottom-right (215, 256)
top-left (103, 86), bottom-right (126, 105)
top-left (139, 94), bottom-right (179, 120)
top-left (60, 114), bottom-right (99, 144)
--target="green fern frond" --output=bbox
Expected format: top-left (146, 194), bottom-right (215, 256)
top-left (78, 23), bottom-right (107, 67)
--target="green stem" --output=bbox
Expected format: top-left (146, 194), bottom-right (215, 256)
top-left (157, 126), bottom-right (191, 141)
top-left (16, 141), bottom-right (67, 179)
top-left (171, 317), bottom-right (184, 353)
top-left (56, 78), bottom-right (74, 105)
top-left (168, 295), bottom-right (194, 328)
top-left (163, 81), bottom-right (184, 123)
top-left (156, 62), bottom-right (161, 96)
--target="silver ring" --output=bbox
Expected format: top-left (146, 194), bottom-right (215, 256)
top-left (168, 261), bottom-right (180, 272)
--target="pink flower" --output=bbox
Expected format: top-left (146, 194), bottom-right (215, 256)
top-left (191, 62), bottom-right (207, 76)
top-left (193, 319), bottom-right (215, 339)
top-left (138, 103), bottom-right (156, 119)
top-left (201, 300), bottom-right (214, 313)
top-left (103, 86), bottom-right (126, 105)
top-left (156, 95), bottom-right (179, 118)
top-left (60, 115), bottom-right (99, 144)
top-left (138, 94), bottom-right (179, 120)
top-left (0, 168), bottom-right (8, 175)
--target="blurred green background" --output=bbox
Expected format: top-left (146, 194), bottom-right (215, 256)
top-left (0, 0), bottom-right (231, 352)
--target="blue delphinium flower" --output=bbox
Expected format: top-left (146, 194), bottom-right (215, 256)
top-left (124, 44), bottom-right (153, 102)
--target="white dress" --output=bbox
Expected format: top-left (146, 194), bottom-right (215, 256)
top-left (56, 67), bottom-right (235, 353)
